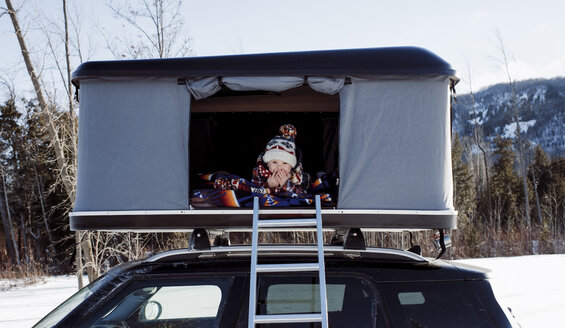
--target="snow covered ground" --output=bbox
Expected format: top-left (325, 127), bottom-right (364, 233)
top-left (457, 254), bottom-right (565, 327)
top-left (0, 254), bottom-right (563, 327)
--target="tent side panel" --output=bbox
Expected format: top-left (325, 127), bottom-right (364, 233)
top-left (338, 78), bottom-right (453, 210)
top-left (74, 78), bottom-right (190, 211)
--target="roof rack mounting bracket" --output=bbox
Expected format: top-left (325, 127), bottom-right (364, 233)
top-left (189, 228), bottom-right (211, 251)
top-left (343, 228), bottom-right (366, 250)
top-left (407, 231), bottom-right (422, 256)
top-left (434, 229), bottom-right (452, 259)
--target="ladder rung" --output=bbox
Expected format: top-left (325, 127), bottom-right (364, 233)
top-left (257, 218), bottom-right (317, 228)
top-left (255, 313), bottom-right (323, 324)
top-left (256, 263), bottom-right (320, 272)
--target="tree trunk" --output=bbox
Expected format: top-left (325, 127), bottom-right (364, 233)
top-left (34, 164), bottom-right (55, 249)
top-left (75, 231), bottom-right (84, 289)
top-left (19, 213), bottom-right (29, 263)
top-left (0, 189), bottom-right (17, 264)
top-left (82, 231), bottom-right (97, 282)
top-left (33, 164), bottom-right (61, 260)
top-left (530, 167), bottom-right (543, 224)
top-left (465, 65), bottom-right (493, 226)
top-left (495, 32), bottom-right (532, 249)
top-left (470, 91), bottom-right (493, 224)
top-left (1, 169), bottom-right (20, 265)
top-left (62, 0), bottom-right (86, 286)
top-left (62, 0), bottom-right (77, 171)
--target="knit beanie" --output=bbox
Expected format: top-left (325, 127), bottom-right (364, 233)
top-left (262, 124), bottom-right (297, 168)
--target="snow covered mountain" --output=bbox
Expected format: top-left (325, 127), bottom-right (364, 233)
top-left (453, 77), bottom-right (565, 157)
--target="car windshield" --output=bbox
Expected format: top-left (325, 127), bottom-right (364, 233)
top-left (33, 274), bottom-right (112, 328)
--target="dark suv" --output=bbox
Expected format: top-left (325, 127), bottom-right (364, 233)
top-left (34, 245), bottom-right (517, 328)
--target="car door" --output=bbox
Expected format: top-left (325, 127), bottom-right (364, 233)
top-left (240, 273), bottom-right (388, 328)
top-left (76, 273), bottom-right (246, 328)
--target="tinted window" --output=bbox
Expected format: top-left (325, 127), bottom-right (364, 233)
top-left (34, 274), bottom-right (113, 328)
top-left (256, 276), bottom-right (381, 328)
top-left (380, 281), bottom-right (501, 328)
top-left (85, 277), bottom-right (232, 328)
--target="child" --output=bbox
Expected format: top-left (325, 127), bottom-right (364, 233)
top-left (252, 124), bottom-right (310, 196)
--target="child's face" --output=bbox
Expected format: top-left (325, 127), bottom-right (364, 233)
top-left (266, 160), bottom-right (292, 175)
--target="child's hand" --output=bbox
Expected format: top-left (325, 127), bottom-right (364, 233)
top-left (267, 174), bottom-right (278, 188)
top-left (267, 169), bottom-right (290, 188)
top-left (275, 169), bottom-right (290, 186)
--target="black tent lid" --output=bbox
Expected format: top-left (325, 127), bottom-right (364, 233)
top-left (72, 47), bottom-right (457, 86)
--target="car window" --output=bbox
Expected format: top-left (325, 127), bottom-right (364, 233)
top-left (380, 281), bottom-right (501, 328)
top-left (86, 277), bottom-right (232, 328)
top-left (256, 275), bottom-right (381, 328)
top-left (33, 274), bottom-right (113, 328)
top-left (265, 283), bottom-right (347, 314)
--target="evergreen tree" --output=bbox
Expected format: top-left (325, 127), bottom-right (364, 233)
top-left (549, 158), bottom-right (565, 234)
top-left (531, 145), bottom-right (552, 197)
top-left (0, 97), bottom-right (74, 272)
top-left (452, 135), bottom-right (476, 219)
top-left (452, 134), bottom-right (479, 257)
top-left (490, 136), bottom-right (521, 230)
top-left (0, 98), bottom-right (22, 265)
top-left (23, 101), bottom-right (74, 272)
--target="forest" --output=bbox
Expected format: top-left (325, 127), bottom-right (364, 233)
top-left (0, 0), bottom-right (564, 285)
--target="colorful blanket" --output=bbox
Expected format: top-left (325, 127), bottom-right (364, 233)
top-left (190, 172), bottom-right (337, 208)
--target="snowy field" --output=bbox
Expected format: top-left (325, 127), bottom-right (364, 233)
top-left (0, 254), bottom-right (563, 327)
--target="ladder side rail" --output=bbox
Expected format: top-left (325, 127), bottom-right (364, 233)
top-left (248, 195), bottom-right (328, 328)
top-left (315, 195), bottom-right (329, 328)
top-left (248, 197), bottom-right (260, 328)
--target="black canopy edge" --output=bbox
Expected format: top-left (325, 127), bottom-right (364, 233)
top-left (72, 47), bottom-right (458, 87)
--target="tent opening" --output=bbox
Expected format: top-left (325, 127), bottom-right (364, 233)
top-left (189, 86), bottom-right (340, 205)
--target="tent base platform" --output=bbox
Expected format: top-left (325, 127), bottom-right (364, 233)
top-left (69, 209), bottom-right (457, 231)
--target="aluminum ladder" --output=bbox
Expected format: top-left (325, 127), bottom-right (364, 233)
top-left (248, 195), bottom-right (328, 328)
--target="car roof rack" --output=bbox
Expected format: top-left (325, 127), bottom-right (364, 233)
top-left (145, 245), bottom-right (428, 264)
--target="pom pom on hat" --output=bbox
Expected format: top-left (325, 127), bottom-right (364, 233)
top-left (262, 124), bottom-right (297, 167)
top-left (278, 124), bottom-right (297, 140)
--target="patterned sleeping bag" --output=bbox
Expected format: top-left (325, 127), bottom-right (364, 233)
top-left (190, 172), bottom-right (337, 208)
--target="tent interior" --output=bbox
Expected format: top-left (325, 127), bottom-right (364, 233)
top-left (189, 86), bottom-right (340, 194)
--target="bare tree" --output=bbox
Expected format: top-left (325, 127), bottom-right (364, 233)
top-left (2, 0), bottom-right (100, 284)
top-left (62, 0), bottom-right (85, 288)
top-left (492, 31), bottom-right (532, 248)
top-left (106, 0), bottom-right (193, 59)
top-left (465, 64), bottom-right (493, 225)
top-left (529, 146), bottom-right (543, 225)
top-left (3, 0), bottom-right (75, 200)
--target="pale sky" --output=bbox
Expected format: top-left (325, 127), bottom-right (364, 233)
top-left (1, 0), bottom-right (564, 96)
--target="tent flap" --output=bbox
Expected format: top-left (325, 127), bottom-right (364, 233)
top-left (338, 78), bottom-right (453, 211)
top-left (186, 76), bottom-right (346, 99)
top-left (307, 77), bottom-right (345, 95)
top-left (74, 78), bottom-right (190, 211)
top-left (187, 77), bottom-right (221, 100)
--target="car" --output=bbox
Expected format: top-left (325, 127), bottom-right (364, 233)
top-left (34, 238), bottom-right (518, 328)
top-left (49, 47), bottom-right (520, 327)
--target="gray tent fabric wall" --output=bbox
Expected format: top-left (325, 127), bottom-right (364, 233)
top-left (73, 75), bottom-right (453, 213)
top-left (338, 77), bottom-right (453, 210)
top-left (74, 78), bottom-right (190, 211)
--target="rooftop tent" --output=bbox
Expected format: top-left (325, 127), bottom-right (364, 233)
top-left (70, 47), bottom-right (459, 230)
